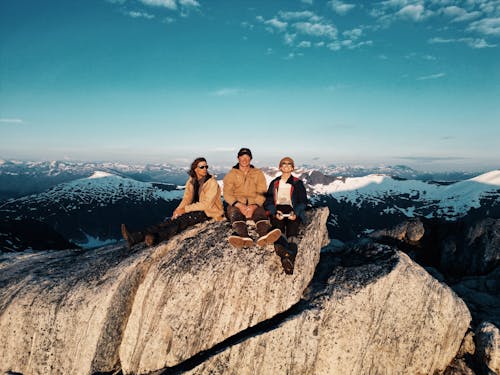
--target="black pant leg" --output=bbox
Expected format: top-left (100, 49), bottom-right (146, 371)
top-left (270, 216), bottom-right (287, 234)
top-left (285, 219), bottom-right (300, 237)
top-left (153, 211), bottom-right (208, 241)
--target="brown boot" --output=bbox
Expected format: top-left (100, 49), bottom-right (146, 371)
top-left (232, 221), bottom-right (249, 237)
top-left (228, 221), bottom-right (253, 248)
top-left (121, 224), bottom-right (144, 249)
top-left (255, 220), bottom-right (270, 237)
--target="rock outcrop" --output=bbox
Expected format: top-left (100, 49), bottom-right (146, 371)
top-left (185, 242), bottom-right (471, 375)
top-left (0, 208), bottom-right (328, 375)
top-left (119, 208), bottom-right (329, 373)
top-left (0, 208), bottom-right (473, 375)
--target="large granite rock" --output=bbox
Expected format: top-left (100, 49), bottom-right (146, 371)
top-left (185, 242), bottom-right (471, 375)
top-left (0, 243), bottom-right (152, 374)
top-left (0, 208), bottom-right (328, 374)
top-left (119, 208), bottom-right (329, 373)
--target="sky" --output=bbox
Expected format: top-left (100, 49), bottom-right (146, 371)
top-left (1, 0), bottom-right (499, 171)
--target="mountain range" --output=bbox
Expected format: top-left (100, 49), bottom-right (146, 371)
top-left (0, 159), bottom-right (499, 251)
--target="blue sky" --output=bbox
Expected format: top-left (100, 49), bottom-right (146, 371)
top-left (1, 0), bottom-right (499, 171)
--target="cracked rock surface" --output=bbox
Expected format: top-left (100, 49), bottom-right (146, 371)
top-left (0, 208), bottom-right (328, 375)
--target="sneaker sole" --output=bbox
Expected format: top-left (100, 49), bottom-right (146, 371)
top-left (229, 236), bottom-right (253, 248)
top-left (257, 228), bottom-right (282, 247)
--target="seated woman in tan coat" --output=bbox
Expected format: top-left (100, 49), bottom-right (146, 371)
top-left (121, 157), bottom-right (224, 248)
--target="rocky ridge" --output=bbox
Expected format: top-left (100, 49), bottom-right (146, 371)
top-left (0, 208), bottom-right (474, 374)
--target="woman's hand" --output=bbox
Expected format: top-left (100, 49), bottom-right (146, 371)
top-left (276, 210), bottom-right (284, 220)
top-left (289, 211), bottom-right (297, 221)
top-left (172, 207), bottom-right (185, 219)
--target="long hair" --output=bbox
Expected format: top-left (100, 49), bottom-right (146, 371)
top-left (188, 157), bottom-right (207, 178)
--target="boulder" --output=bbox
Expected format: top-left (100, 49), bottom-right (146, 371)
top-left (0, 208), bottom-right (328, 375)
top-left (0, 243), bottom-right (153, 374)
top-left (186, 242), bottom-right (471, 375)
top-left (369, 218), bottom-right (425, 243)
top-left (475, 322), bottom-right (500, 374)
top-left (119, 208), bottom-right (329, 373)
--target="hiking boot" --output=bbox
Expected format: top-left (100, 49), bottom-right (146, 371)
top-left (281, 256), bottom-right (294, 275)
top-left (256, 228), bottom-right (281, 247)
top-left (121, 224), bottom-right (144, 249)
top-left (274, 242), bottom-right (294, 275)
top-left (144, 233), bottom-right (158, 247)
top-left (232, 221), bottom-right (250, 237)
top-left (255, 220), bottom-right (271, 237)
top-left (228, 235), bottom-right (254, 249)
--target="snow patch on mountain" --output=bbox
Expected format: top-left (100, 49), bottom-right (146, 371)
top-left (1, 172), bottom-right (183, 211)
top-left (309, 171), bottom-right (500, 219)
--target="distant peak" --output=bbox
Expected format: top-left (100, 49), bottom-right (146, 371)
top-left (470, 170), bottom-right (500, 186)
top-left (88, 171), bottom-right (117, 179)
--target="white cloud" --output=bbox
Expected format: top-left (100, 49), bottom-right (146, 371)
top-left (342, 28), bottom-right (363, 40)
top-left (264, 18), bottom-right (288, 32)
top-left (0, 118), bottom-right (23, 124)
top-left (139, 0), bottom-right (177, 10)
top-left (327, 41), bottom-right (341, 51)
top-left (211, 88), bottom-right (244, 96)
top-left (429, 36), bottom-right (496, 48)
top-left (417, 72), bottom-right (446, 80)
top-left (297, 41), bottom-right (312, 48)
top-left (396, 4), bottom-right (433, 22)
top-left (293, 21), bottom-right (338, 39)
top-left (468, 17), bottom-right (500, 36)
top-left (179, 0), bottom-right (200, 7)
top-left (241, 21), bottom-right (254, 30)
top-left (441, 6), bottom-right (481, 22)
top-left (278, 10), bottom-right (321, 22)
top-left (284, 33), bottom-right (297, 45)
top-left (301, 0), bottom-right (313, 4)
top-left (329, 0), bottom-right (356, 15)
top-left (422, 54), bottom-right (437, 60)
top-left (126, 11), bottom-right (155, 19)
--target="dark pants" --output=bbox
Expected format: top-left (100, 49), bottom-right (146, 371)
top-left (146, 211), bottom-right (209, 241)
top-left (270, 204), bottom-right (300, 238)
top-left (226, 205), bottom-right (268, 224)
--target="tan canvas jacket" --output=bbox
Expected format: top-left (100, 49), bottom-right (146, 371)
top-left (223, 166), bottom-right (267, 206)
top-left (177, 175), bottom-right (224, 220)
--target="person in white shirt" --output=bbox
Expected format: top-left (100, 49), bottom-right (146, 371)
top-left (264, 157), bottom-right (308, 274)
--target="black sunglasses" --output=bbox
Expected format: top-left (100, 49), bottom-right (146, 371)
top-left (198, 165), bottom-right (209, 169)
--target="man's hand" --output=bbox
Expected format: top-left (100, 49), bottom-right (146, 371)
top-left (276, 210), bottom-right (284, 221)
top-left (246, 204), bottom-right (257, 218)
top-left (236, 203), bottom-right (255, 219)
top-left (289, 211), bottom-right (297, 221)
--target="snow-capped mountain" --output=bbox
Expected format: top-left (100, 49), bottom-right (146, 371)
top-left (0, 172), bottom-right (184, 247)
top-left (0, 160), bottom-right (189, 200)
top-left (1, 159), bottom-right (499, 251)
top-left (313, 171), bottom-right (500, 241)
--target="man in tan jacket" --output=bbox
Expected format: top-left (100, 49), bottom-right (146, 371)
top-left (223, 148), bottom-right (281, 248)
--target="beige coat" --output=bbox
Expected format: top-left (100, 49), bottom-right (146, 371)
top-left (223, 166), bottom-right (267, 206)
top-left (177, 175), bottom-right (224, 220)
